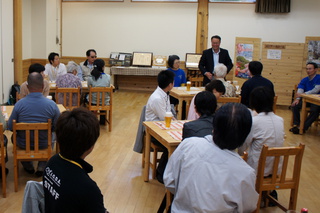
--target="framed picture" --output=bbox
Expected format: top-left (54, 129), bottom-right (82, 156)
top-left (109, 52), bottom-right (132, 66)
top-left (63, 0), bottom-right (123, 2)
top-left (153, 55), bottom-right (167, 67)
top-left (209, 0), bottom-right (255, 2)
top-left (132, 52), bottom-right (153, 67)
top-left (131, 0), bottom-right (197, 2)
top-left (185, 53), bottom-right (202, 69)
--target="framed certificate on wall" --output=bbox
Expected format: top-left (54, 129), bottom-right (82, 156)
top-left (185, 53), bottom-right (202, 69)
top-left (132, 52), bottom-right (153, 67)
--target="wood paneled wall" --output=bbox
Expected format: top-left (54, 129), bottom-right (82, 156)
top-left (261, 42), bottom-right (304, 106)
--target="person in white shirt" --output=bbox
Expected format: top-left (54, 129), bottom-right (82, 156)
top-left (238, 86), bottom-right (284, 176)
top-left (145, 70), bottom-right (174, 121)
top-left (164, 103), bottom-right (258, 213)
top-left (44, 52), bottom-right (67, 82)
top-left (145, 70), bottom-right (175, 183)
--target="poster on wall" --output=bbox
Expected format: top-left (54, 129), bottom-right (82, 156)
top-left (235, 43), bottom-right (253, 79)
top-left (307, 40), bottom-right (320, 65)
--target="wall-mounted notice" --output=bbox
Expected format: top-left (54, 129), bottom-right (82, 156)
top-left (267, 49), bottom-right (282, 60)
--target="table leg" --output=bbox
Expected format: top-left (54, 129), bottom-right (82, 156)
top-left (143, 130), bottom-right (151, 182)
top-left (177, 98), bottom-right (183, 120)
top-left (299, 98), bottom-right (307, 134)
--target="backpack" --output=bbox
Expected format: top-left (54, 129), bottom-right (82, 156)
top-left (8, 83), bottom-right (20, 105)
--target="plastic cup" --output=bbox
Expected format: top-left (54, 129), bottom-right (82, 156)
top-left (46, 96), bottom-right (52, 100)
top-left (186, 81), bottom-right (191, 91)
top-left (165, 112), bottom-right (173, 128)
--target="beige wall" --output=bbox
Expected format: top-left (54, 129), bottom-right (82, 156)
top-left (61, 1), bottom-right (197, 59)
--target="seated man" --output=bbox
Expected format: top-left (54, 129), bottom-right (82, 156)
top-left (146, 70), bottom-right (175, 183)
top-left (187, 80), bottom-right (225, 120)
top-left (8, 73), bottom-right (60, 176)
top-left (241, 61), bottom-right (274, 107)
top-left (164, 103), bottom-right (258, 212)
top-left (182, 91), bottom-right (217, 140)
top-left (290, 62), bottom-right (320, 134)
top-left (56, 61), bottom-right (82, 106)
top-left (44, 52), bottom-right (67, 82)
top-left (214, 64), bottom-right (236, 97)
top-left (43, 108), bottom-right (108, 213)
top-left (80, 49), bottom-right (97, 81)
top-left (20, 63), bottom-right (50, 98)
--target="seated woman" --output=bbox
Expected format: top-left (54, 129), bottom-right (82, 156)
top-left (56, 61), bottom-right (82, 106)
top-left (238, 86), bottom-right (284, 175)
top-left (182, 91), bottom-right (217, 140)
top-left (167, 55), bottom-right (187, 116)
top-left (187, 80), bottom-right (225, 120)
top-left (87, 59), bottom-right (111, 125)
top-left (214, 64), bottom-right (236, 97)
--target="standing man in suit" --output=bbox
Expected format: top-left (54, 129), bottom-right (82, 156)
top-left (199, 35), bottom-right (233, 86)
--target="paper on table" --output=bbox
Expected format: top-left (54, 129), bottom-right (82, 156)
top-left (167, 130), bottom-right (182, 141)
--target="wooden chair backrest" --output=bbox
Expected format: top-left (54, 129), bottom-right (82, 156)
top-left (12, 119), bottom-right (52, 160)
top-left (55, 87), bottom-right (81, 110)
top-left (217, 96), bottom-right (241, 104)
top-left (88, 86), bottom-right (113, 111)
top-left (190, 77), bottom-right (203, 87)
top-left (255, 143), bottom-right (305, 211)
top-left (273, 95), bottom-right (278, 113)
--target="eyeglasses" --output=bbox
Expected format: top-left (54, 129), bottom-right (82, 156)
top-left (90, 56), bottom-right (97, 58)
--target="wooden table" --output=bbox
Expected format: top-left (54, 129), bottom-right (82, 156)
top-left (299, 94), bottom-right (320, 134)
top-left (143, 120), bottom-right (186, 211)
top-left (110, 66), bottom-right (164, 91)
top-left (170, 87), bottom-right (204, 120)
top-left (2, 104), bottom-right (66, 120)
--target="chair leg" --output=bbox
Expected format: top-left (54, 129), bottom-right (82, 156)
top-left (255, 191), bottom-right (263, 213)
top-left (289, 188), bottom-right (298, 211)
top-left (14, 159), bottom-right (19, 192)
top-left (142, 148), bottom-right (145, 168)
top-left (151, 149), bottom-right (158, 179)
top-left (1, 164), bottom-right (6, 197)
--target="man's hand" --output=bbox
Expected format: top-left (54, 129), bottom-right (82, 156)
top-left (205, 72), bottom-right (213, 80)
top-left (291, 99), bottom-right (300, 107)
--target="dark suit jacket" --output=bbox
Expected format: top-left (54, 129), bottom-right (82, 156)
top-left (182, 114), bottom-right (214, 140)
top-left (198, 48), bottom-right (233, 86)
top-left (240, 75), bottom-right (275, 107)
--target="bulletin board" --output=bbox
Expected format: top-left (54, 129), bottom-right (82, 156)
top-left (261, 42), bottom-right (304, 105)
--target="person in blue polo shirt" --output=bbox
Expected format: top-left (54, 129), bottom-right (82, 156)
top-left (290, 62), bottom-right (320, 134)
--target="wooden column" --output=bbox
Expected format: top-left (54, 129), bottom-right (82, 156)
top-left (13, 0), bottom-right (23, 84)
top-left (196, 0), bottom-right (209, 54)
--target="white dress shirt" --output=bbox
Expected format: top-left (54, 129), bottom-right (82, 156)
top-left (238, 112), bottom-right (284, 176)
top-left (44, 63), bottom-right (67, 81)
top-left (145, 86), bottom-right (171, 121)
top-left (164, 135), bottom-right (258, 213)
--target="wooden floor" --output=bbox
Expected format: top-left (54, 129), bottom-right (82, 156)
top-left (0, 90), bottom-right (319, 212)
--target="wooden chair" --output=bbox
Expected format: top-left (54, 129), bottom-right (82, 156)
top-left (88, 86), bottom-right (113, 132)
top-left (12, 119), bottom-right (52, 192)
top-left (55, 87), bottom-right (81, 111)
top-left (273, 95), bottom-right (278, 113)
top-left (190, 77), bottom-right (203, 87)
top-left (254, 143), bottom-right (305, 212)
top-left (217, 96), bottom-right (241, 105)
top-left (0, 124), bottom-right (7, 197)
top-left (142, 140), bottom-right (163, 179)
